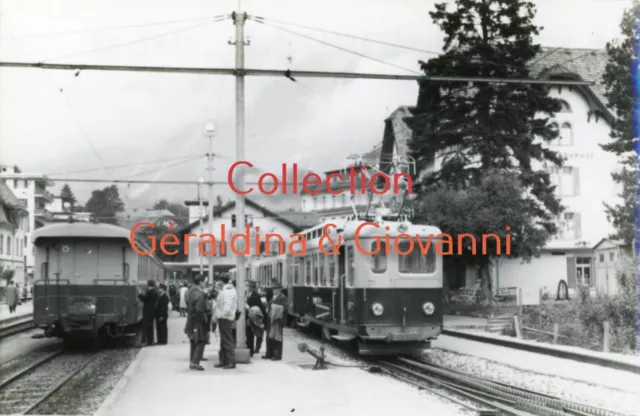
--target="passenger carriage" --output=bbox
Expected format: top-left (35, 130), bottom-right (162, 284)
top-left (251, 215), bottom-right (444, 356)
top-left (31, 221), bottom-right (167, 347)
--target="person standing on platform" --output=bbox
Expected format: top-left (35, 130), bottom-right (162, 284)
top-left (265, 281), bottom-right (288, 361)
top-left (204, 287), bottom-right (214, 349)
top-left (5, 281), bottom-right (18, 314)
top-left (179, 283), bottom-right (188, 317)
top-left (261, 287), bottom-right (274, 359)
top-left (245, 280), bottom-right (266, 357)
top-left (155, 284), bottom-right (170, 345)
top-left (185, 274), bottom-right (207, 371)
top-left (138, 280), bottom-right (158, 346)
top-left (214, 276), bottom-right (237, 369)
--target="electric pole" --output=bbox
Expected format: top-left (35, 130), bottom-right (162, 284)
top-left (232, 0), bottom-right (250, 361)
top-left (198, 177), bottom-right (204, 276)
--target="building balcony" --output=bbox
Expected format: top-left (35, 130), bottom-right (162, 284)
top-left (35, 208), bottom-right (53, 220)
top-left (35, 189), bottom-right (54, 202)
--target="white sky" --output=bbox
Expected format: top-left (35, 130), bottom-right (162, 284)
top-left (0, 0), bottom-right (633, 210)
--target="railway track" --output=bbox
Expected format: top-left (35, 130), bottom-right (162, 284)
top-left (0, 349), bottom-right (99, 415)
top-left (378, 357), bottom-right (632, 416)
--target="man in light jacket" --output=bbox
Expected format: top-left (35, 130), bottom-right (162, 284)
top-left (214, 276), bottom-right (237, 369)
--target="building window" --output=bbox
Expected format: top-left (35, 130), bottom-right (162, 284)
top-left (0, 235), bottom-right (3, 254)
top-left (313, 197), bottom-right (318, 210)
top-left (332, 195), bottom-right (336, 207)
top-left (341, 194), bottom-right (346, 206)
top-left (231, 215), bottom-right (236, 228)
top-left (576, 257), bottom-right (592, 287)
top-left (599, 253), bottom-right (605, 262)
top-left (13, 179), bottom-right (18, 188)
top-left (6, 236), bottom-right (11, 256)
top-left (559, 122), bottom-right (572, 146)
top-left (24, 180), bottom-right (29, 188)
top-left (548, 167), bottom-right (579, 197)
top-left (555, 212), bottom-right (581, 240)
top-left (609, 252), bottom-right (615, 261)
top-left (322, 196), bottom-right (327, 209)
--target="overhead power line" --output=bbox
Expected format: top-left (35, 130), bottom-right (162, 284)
top-left (47, 154), bottom-right (205, 176)
top-left (251, 16), bottom-right (440, 56)
top-left (43, 17), bottom-right (229, 63)
top-left (1, 15), bottom-right (228, 41)
top-left (253, 19), bottom-right (421, 75)
top-left (0, 61), bottom-right (596, 85)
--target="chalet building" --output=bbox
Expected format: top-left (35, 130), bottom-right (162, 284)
top-left (375, 48), bottom-right (627, 302)
top-left (165, 198), bottom-right (303, 280)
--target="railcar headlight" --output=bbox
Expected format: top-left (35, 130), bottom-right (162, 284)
top-left (422, 302), bottom-right (435, 315)
top-left (371, 302), bottom-right (384, 316)
top-left (397, 223), bottom-right (408, 233)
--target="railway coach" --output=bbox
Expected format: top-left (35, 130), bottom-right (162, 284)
top-left (31, 221), bottom-right (168, 347)
top-left (252, 215), bottom-right (444, 356)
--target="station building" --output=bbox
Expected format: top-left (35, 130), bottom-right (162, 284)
top-left (371, 48), bottom-right (630, 302)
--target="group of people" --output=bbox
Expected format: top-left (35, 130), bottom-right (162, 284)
top-left (137, 281), bottom-right (172, 345)
top-left (183, 274), bottom-right (289, 372)
top-left (4, 280), bottom-right (25, 314)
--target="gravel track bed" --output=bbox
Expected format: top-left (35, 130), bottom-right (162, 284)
top-left (422, 348), bottom-right (640, 416)
top-left (0, 344), bottom-right (62, 385)
top-left (30, 348), bottom-right (140, 415)
top-left (286, 329), bottom-right (475, 415)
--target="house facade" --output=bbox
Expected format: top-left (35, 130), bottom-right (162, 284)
top-left (376, 48), bottom-right (625, 302)
top-left (0, 181), bottom-right (29, 288)
top-left (164, 199), bottom-right (300, 280)
top-left (0, 165), bottom-right (55, 281)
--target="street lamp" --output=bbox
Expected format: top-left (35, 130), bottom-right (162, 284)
top-left (203, 121), bottom-right (215, 286)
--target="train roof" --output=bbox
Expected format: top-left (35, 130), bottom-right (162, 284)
top-left (31, 222), bottom-right (131, 244)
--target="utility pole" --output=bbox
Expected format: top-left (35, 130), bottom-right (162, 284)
top-left (231, 0), bottom-right (250, 362)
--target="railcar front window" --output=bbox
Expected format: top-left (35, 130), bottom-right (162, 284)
top-left (319, 256), bottom-right (326, 286)
top-left (371, 242), bottom-right (387, 273)
top-left (277, 262), bottom-right (283, 284)
top-left (397, 240), bottom-right (436, 274)
top-left (312, 254), bottom-right (319, 286)
top-left (305, 256), bottom-right (311, 286)
top-left (328, 256), bottom-right (336, 287)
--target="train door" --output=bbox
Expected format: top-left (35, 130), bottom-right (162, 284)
top-left (338, 246), bottom-right (346, 324)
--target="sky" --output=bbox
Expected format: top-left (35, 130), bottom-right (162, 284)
top-left (0, 0), bottom-right (633, 212)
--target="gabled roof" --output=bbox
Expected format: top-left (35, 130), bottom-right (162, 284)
top-left (593, 237), bottom-right (629, 250)
top-left (180, 198), bottom-right (299, 233)
top-left (31, 222), bottom-right (131, 243)
top-left (274, 211), bottom-right (322, 229)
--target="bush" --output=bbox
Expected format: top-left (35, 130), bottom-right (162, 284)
top-left (519, 256), bottom-right (638, 354)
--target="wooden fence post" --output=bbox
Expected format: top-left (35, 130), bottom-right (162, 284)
top-left (603, 321), bottom-right (610, 353)
top-left (553, 323), bottom-right (559, 344)
top-left (517, 288), bottom-right (523, 316)
top-left (513, 314), bottom-right (522, 339)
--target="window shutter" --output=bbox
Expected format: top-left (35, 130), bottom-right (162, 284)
top-left (574, 213), bottom-right (582, 239)
top-left (566, 257), bottom-right (577, 289)
top-left (573, 167), bottom-right (580, 196)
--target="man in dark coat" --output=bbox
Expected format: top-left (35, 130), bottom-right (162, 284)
top-left (155, 284), bottom-right (170, 345)
top-left (263, 282), bottom-right (287, 360)
top-left (5, 281), bottom-right (18, 314)
top-left (138, 280), bottom-right (158, 346)
top-left (184, 274), bottom-right (207, 371)
top-left (245, 280), bottom-right (266, 357)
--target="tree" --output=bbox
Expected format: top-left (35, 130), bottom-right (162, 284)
top-left (60, 183), bottom-right (77, 208)
top-left (600, 1), bottom-right (639, 248)
top-left (152, 199), bottom-right (189, 224)
top-left (84, 185), bottom-right (125, 225)
top-left (406, 0), bottom-right (564, 295)
top-left (416, 170), bottom-right (550, 299)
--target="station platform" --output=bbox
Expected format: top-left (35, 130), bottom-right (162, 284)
top-left (0, 301), bottom-right (33, 325)
top-left (443, 314), bottom-right (488, 330)
top-left (94, 315), bottom-right (463, 416)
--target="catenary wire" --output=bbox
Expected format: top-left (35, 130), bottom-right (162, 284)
top-left (120, 156), bottom-right (205, 179)
top-left (0, 15), bottom-right (228, 41)
top-left (253, 20), bottom-right (422, 75)
top-left (42, 17), bottom-right (228, 63)
top-left (46, 154), bottom-right (205, 176)
top-left (251, 15), bottom-right (440, 56)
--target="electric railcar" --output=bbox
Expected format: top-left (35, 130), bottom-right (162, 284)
top-left (243, 216), bottom-right (443, 356)
top-left (31, 222), bottom-right (168, 347)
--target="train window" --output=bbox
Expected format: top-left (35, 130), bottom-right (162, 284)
top-left (305, 256), bottom-right (312, 286)
top-left (347, 246), bottom-right (355, 287)
top-left (319, 255), bottom-right (326, 286)
top-left (397, 241), bottom-right (436, 274)
top-left (277, 262), bottom-right (283, 284)
top-left (371, 242), bottom-right (387, 273)
top-left (328, 256), bottom-right (336, 287)
top-left (293, 259), bottom-right (301, 285)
